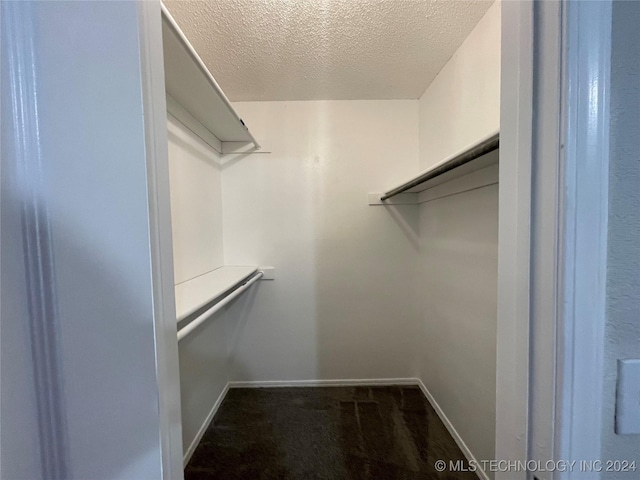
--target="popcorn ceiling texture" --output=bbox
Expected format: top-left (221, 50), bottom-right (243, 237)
top-left (164, 0), bottom-right (494, 101)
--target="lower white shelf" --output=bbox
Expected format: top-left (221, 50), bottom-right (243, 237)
top-left (175, 266), bottom-right (258, 323)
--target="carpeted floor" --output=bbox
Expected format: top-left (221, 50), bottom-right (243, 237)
top-left (184, 386), bottom-right (479, 480)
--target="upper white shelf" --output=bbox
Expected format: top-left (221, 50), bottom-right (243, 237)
top-left (161, 5), bottom-right (260, 150)
top-left (175, 266), bottom-right (259, 323)
top-left (380, 131), bottom-right (499, 201)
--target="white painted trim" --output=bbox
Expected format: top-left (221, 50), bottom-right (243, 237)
top-left (1, 4), bottom-right (69, 476)
top-left (183, 383), bottom-right (231, 466)
top-left (498, 3), bottom-right (611, 477)
top-left (415, 379), bottom-right (488, 480)
top-left (137, 3), bottom-right (184, 478)
top-left (228, 378), bottom-right (421, 388)
top-left (554, 0), bottom-right (611, 476)
top-left (526, 1), bottom-right (565, 475)
top-left (495, 2), bottom-right (611, 478)
top-left (496, 1), bottom-right (533, 476)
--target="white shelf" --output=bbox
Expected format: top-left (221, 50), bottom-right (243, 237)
top-left (175, 266), bottom-right (258, 322)
top-left (379, 131), bottom-right (499, 201)
top-left (161, 5), bottom-right (260, 151)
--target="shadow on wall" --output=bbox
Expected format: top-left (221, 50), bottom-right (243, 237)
top-left (219, 100), bottom-right (421, 384)
top-left (178, 283), bottom-right (260, 454)
top-left (168, 117), bottom-right (224, 170)
top-left (417, 182), bottom-right (498, 472)
top-left (37, 210), bottom-right (166, 479)
top-left (384, 205), bottom-right (420, 250)
top-left (225, 282), bottom-right (262, 377)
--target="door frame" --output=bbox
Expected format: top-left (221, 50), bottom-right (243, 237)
top-left (498, 1), bottom-right (611, 479)
top-left (1, 0), bottom-right (613, 478)
top-left (554, 0), bottom-right (611, 476)
top-left (137, 2), bottom-right (185, 478)
top-left (1, 1), bottom-right (185, 478)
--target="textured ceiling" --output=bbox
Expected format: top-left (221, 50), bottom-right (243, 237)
top-left (164, 0), bottom-right (494, 101)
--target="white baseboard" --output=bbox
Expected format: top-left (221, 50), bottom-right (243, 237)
top-left (183, 382), bottom-right (230, 466)
top-left (414, 379), bottom-right (488, 480)
top-left (227, 377), bottom-right (420, 388)
top-left (185, 377), bottom-right (486, 480)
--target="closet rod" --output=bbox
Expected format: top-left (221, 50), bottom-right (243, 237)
top-left (177, 271), bottom-right (263, 342)
top-left (161, 3), bottom-right (261, 149)
top-left (380, 132), bottom-right (500, 201)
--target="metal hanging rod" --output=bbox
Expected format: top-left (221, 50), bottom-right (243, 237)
top-left (177, 271), bottom-right (263, 342)
top-left (380, 132), bottom-right (500, 202)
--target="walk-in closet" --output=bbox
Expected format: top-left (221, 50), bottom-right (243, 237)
top-left (161, 1), bottom-right (501, 478)
top-left (5, 0), bottom-right (640, 480)
top-left (14, 1), bottom-right (635, 480)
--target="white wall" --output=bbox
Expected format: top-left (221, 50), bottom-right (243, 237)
top-left (167, 115), bottom-right (224, 284)
top-left (416, 2), bottom-right (501, 474)
top-left (223, 100), bottom-right (422, 382)
top-left (166, 115), bottom-right (229, 456)
top-left (177, 309), bottom-right (234, 459)
top-left (418, 179), bottom-right (498, 470)
top-left (601, 1), bottom-right (640, 476)
top-left (418, 0), bottom-right (501, 170)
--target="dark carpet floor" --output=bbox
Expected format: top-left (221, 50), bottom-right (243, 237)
top-left (184, 386), bottom-right (479, 480)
